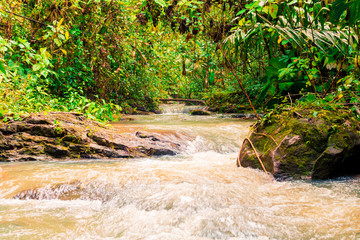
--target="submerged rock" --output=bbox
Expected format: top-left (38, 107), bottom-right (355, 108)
top-left (238, 105), bottom-right (360, 180)
top-left (13, 181), bottom-right (82, 200)
top-left (13, 181), bottom-right (117, 201)
top-left (0, 112), bottom-right (187, 161)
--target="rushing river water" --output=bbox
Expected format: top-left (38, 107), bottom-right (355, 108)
top-left (0, 105), bottom-right (359, 239)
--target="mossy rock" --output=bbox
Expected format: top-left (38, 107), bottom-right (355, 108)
top-left (205, 90), bottom-right (250, 113)
top-left (239, 104), bottom-right (360, 180)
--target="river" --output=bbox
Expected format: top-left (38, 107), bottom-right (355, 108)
top-left (0, 105), bottom-right (359, 239)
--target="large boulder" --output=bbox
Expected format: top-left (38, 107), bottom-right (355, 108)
top-left (238, 105), bottom-right (360, 180)
top-left (0, 112), bottom-right (189, 161)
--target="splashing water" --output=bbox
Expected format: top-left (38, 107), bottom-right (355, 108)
top-left (160, 103), bottom-right (208, 114)
top-left (0, 108), bottom-right (359, 239)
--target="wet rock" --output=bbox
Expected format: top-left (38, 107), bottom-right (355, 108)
top-left (136, 131), bottom-right (160, 141)
top-left (88, 132), bottom-right (129, 151)
top-left (13, 155), bottom-right (43, 161)
top-left (0, 132), bottom-right (11, 150)
top-left (18, 145), bottom-right (45, 156)
top-left (24, 115), bottom-right (52, 125)
top-left (238, 106), bottom-right (360, 180)
top-left (152, 110), bottom-right (162, 114)
top-left (189, 109), bottom-right (212, 116)
top-left (13, 181), bottom-right (82, 200)
top-left (3, 153), bottom-right (49, 161)
top-left (0, 112), bottom-right (185, 161)
top-left (44, 144), bottom-right (70, 158)
top-left (151, 148), bottom-right (177, 156)
top-left (0, 123), bottom-right (17, 135)
top-left (231, 114), bottom-right (247, 118)
top-left (88, 143), bottom-right (131, 158)
top-left (230, 113), bottom-right (263, 120)
top-left (13, 181), bottom-right (115, 201)
top-left (14, 123), bottom-right (64, 138)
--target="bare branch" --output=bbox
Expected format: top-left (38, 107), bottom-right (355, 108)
top-left (0, 7), bottom-right (48, 26)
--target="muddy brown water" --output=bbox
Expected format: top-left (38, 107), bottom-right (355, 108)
top-left (0, 105), bottom-right (359, 239)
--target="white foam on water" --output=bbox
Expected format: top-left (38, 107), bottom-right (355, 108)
top-left (0, 111), bottom-right (359, 239)
top-left (159, 104), bottom-right (208, 114)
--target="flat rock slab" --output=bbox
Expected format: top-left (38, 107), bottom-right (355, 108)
top-left (0, 112), bottom-right (189, 161)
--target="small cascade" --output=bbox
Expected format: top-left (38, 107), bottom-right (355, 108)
top-left (160, 103), bottom-right (208, 114)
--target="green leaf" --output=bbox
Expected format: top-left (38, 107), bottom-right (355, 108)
top-left (54, 39), bottom-right (61, 47)
top-left (154, 0), bottom-right (167, 7)
top-left (32, 63), bottom-right (42, 71)
top-left (0, 61), bottom-right (6, 74)
top-left (91, 107), bottom-right (100, 114)
top-left (256, 79), bottom-right (272, 104)
top-left (279, 82), bottom-right (295, 93)
top-left (302, 94), bottom-right (317, 103)
top-left (115, 105), bottom-right (122, 111)
top-left (265, 66), bottom-right (278, 79)
top-left (263, 4), bottom-right (278, 18)
top-left (40, 70), bottom-right (48, 78)
top-left (269, 57), bottom-right (287, 70)
top-left (329, 0), bottom-right (348, 25)
top-left (237, 9), bottom-right (246, 16)
top-left (209, 72), bottom-right (215, 85)
top-left (349, 0), bottom-right (360, 25)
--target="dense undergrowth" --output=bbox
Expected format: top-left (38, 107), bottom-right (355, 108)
top-left (0, 0), bottom-right (238, 121)
top-left (1, 0), bottom-right (360, 121)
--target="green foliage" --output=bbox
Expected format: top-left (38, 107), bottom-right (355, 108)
top-left (1, 0), bottom-right (360, 118)
top-left (1, 0), bottom-right (235, 116)
top-left (0, 35), bottom-right (121, 121)
top-left (203, 89), bottom-right (249, 113)
top-left (226, 0), bottom-right (360, 105)
top-left (138, 0), bottom-right (360, 110)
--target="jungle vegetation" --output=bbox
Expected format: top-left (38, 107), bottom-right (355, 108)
top-left (0, 0), bottom-right (359, 121)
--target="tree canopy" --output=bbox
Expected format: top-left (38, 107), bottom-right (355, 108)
top-left (1, 0), bottom-right (359, 120)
